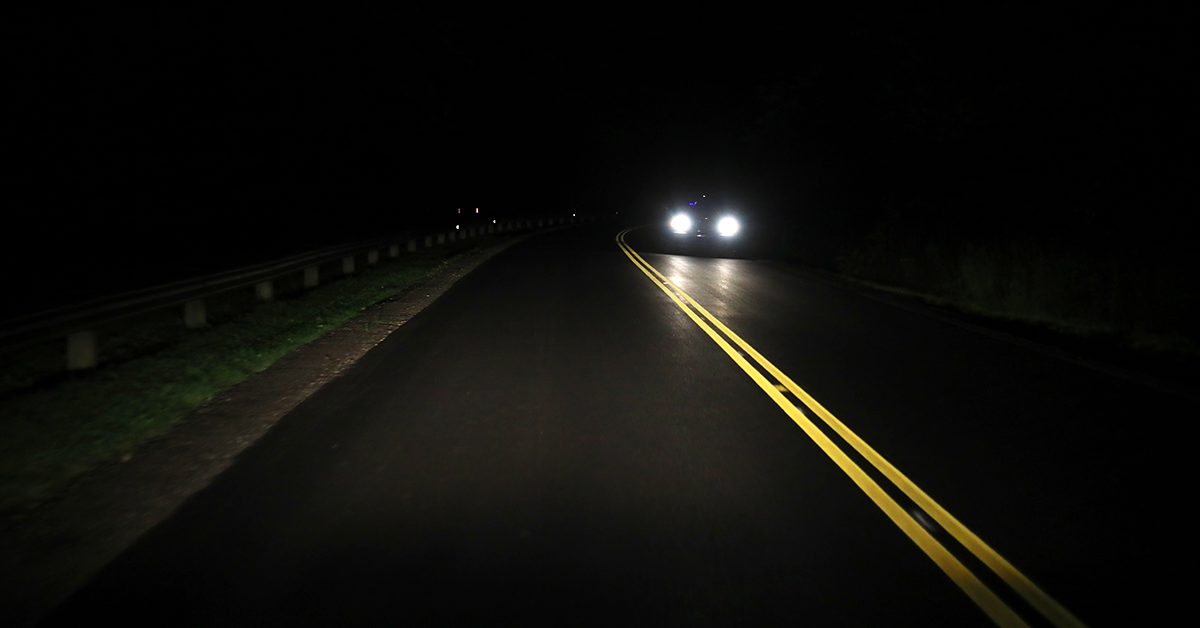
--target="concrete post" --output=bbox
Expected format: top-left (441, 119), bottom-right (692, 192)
top-left (437, 233), bottom-right (445, 245)
top-left (342, 256), bottom-right (355, 274)
top-left (255, 280), bottom-right (274, 302)
top-left (367, 250), bottom-right (379, 264)
top-left (389, 244), bottom-right (399, 257)
top-left (184, 299), bottom-right (206, 328)
top-left (407, 239), bottom-right (417, 252)
top-left (424, 235), bottom-right (433, 248)
top-left (67, 330), bottom-right (97, 371)
top-left (469, 227), bottom-right (476, 237)
top-left (304, 266), bottom-right (319, 288)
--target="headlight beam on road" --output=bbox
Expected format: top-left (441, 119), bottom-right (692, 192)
top-left (615, 228), bottom-right (1086, 628)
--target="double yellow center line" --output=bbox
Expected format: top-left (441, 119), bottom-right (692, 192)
top-left (616, 229), bottom-right (1085, 628)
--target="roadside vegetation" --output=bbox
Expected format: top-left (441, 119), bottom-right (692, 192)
top-left (835, 231), bottom-right (1198, 360)
top-left (0, 235), bottom-right (501, 515)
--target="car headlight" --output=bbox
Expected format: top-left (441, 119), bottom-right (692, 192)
top-left (717, 216), bottom-right (740, 236)
top-left (670, 213), bottom-right (693, 233)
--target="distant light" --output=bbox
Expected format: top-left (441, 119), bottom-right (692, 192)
top-left (572, 213), bottom-right (576, 216)
top-left (457, 208), bottom-right (461, 213)
top-left (475, 208), bottom-right (479, 213)
top-left (456, 225), bottom-right (460, 229)
top-left (689, 202), bottom-right (697, 206)
top-left (493, 219), bottom-right (496, 223)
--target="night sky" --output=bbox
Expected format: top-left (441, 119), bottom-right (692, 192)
top-left (5, 6), bottom-right (1189, 320)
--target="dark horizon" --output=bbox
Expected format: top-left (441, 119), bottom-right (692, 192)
top-left (6, 6), bottom-right (1193, 341)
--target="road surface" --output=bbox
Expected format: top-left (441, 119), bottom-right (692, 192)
top-left (41, 224), bottom-right (1189, 626)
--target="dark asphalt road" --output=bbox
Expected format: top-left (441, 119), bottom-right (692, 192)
top-left (41, 225), bottom-right (1189, 626)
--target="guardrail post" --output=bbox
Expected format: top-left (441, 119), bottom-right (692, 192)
top-left (468, 227), bottom-right (475, 237)
top-left (437, 233), bottom-right (445, 245)
top-left (389, 244), bottom-right (399, 257)
top-left (255, 280), bottom-right (274, 302)
top-left (304, 266), bottom-right (319, 288)
top-left (368, 250), bottom-right (379, 265)
top-left (66, 331), bottom-right (98, 371)
top-left (184, 299), bottom-right (206, 328)
top-left (424, 235), bottom-right (433, 248)
top-left (407, 239), bottom-right (417, 253)
top-left (342, 256), bottom-right (355, 274)
top-left (488, 224), bottom-right (495, 234)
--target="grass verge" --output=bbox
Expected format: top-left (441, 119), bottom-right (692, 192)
top-left (0, 237), bottom-right (496, 515)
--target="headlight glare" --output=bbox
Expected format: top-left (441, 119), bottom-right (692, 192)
top-left (670, 213), bottom-right (693, 233)
top-left (717, 216), bottom-right (740, 236)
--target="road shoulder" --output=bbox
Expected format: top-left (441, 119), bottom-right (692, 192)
top-left (0, 234), bottom-right (533, 628)
top-left (755, 260), bottom-right (1199, 403)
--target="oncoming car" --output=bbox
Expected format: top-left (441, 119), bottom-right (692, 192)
top-left (667, 197), bottom-right (741, 239)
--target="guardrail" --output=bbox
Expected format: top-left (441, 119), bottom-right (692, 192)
top-left (0, 214), bottom-right (595, 371)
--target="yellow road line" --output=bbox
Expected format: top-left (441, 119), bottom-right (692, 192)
top-left (616, 230), bottom-right (1085, 628)
top-left (615, 230), bottom-right (1030, 628)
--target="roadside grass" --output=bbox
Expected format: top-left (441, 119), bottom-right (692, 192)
top-left (0, 235), bottom-right (500, 515)
top-left (835, 236), bottom-right (1199, 358)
